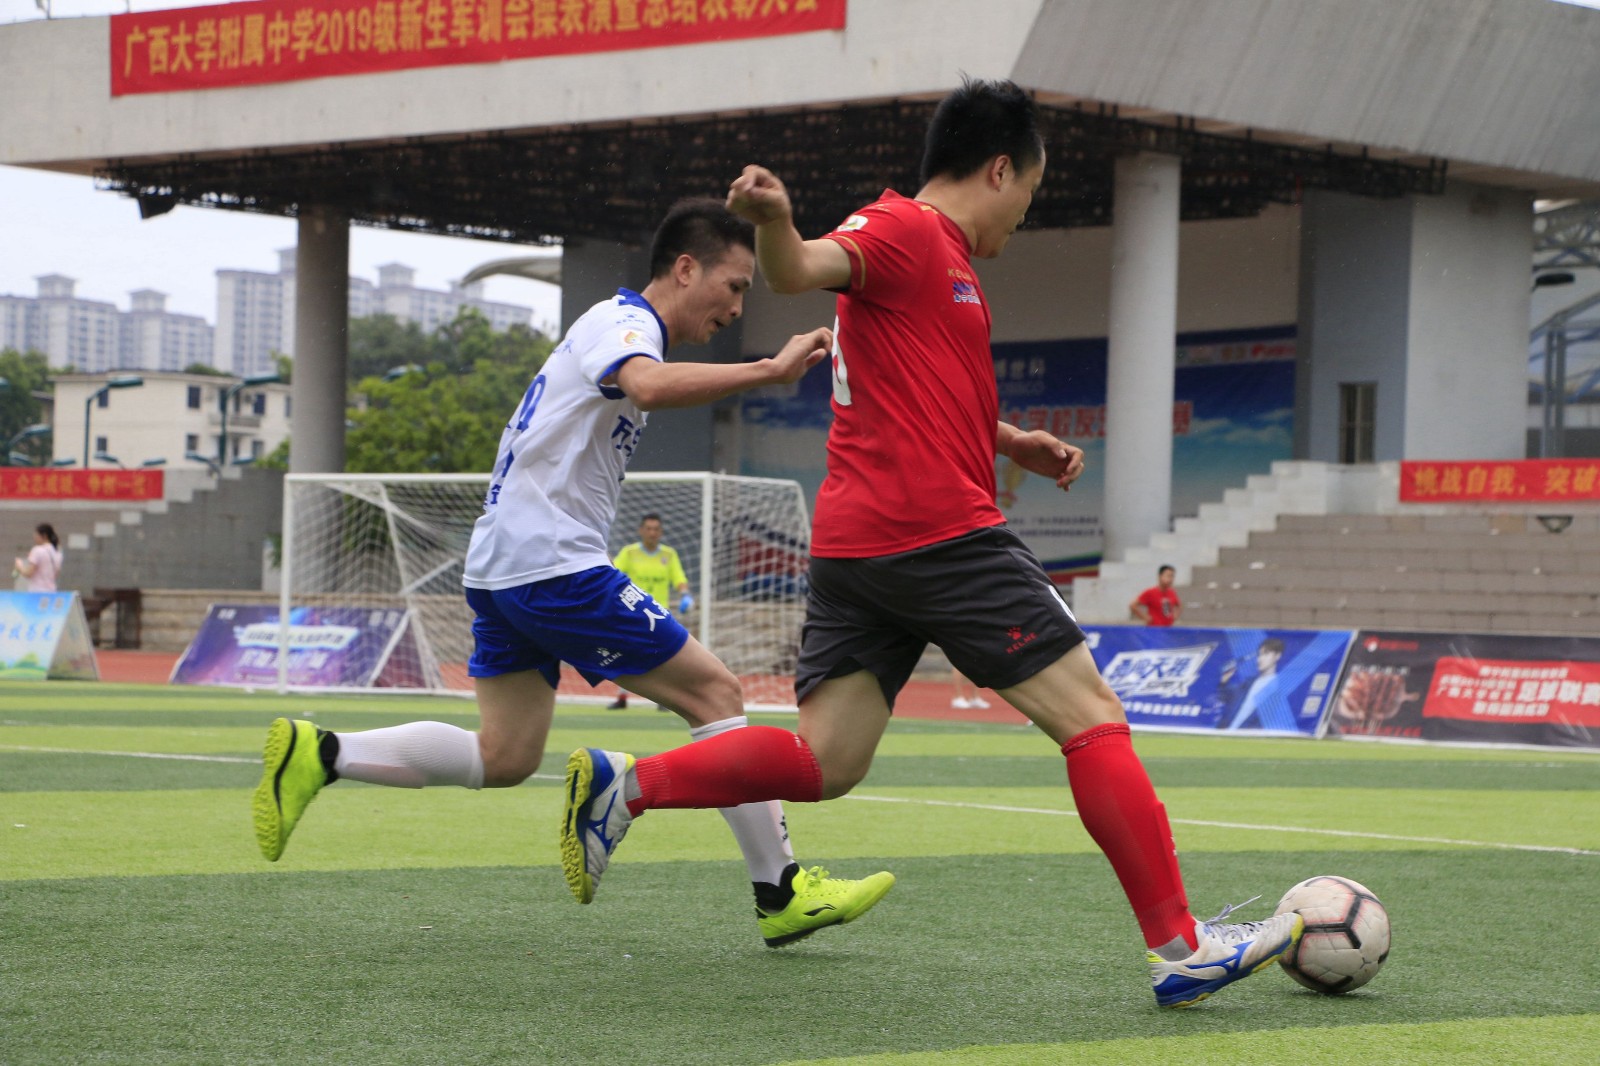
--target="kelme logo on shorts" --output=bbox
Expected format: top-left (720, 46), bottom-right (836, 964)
top-left (1006, 626), bottom-right (1037, 654)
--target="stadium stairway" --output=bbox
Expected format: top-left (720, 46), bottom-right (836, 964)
top-left (1072, 461), bottom-right (1600, 634)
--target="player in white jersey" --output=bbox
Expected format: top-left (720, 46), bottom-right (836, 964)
top-left (252, 199), bottom-right (895, 945)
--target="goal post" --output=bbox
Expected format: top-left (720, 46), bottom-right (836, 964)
top-left (277, 472), bottom-right (812, 710)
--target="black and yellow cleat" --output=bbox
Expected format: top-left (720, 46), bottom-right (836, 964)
top-left (757, 866), bottom-right (896, 948)
top-left (252, 717), bottom-right (330, 862)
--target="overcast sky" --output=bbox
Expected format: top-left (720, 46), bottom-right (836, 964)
top-left (0, 165), bottom-right (563, 333)
top-left (0, 1), bottom-right (562, 335)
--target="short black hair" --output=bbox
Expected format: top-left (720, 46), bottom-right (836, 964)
top-left (1260, 638), bottom-right (1286, 656)
top-left (638, 513), bottom-right (662, 525)
top-left (649, 198), bottom-right (755, 279)
top-left (920, 77), bottom-right (1044, 185)
top-left (1157, 564), bottom-right (1175, 576)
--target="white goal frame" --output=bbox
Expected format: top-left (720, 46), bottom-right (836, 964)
top-left (277, 471), bottom-right (811, 710)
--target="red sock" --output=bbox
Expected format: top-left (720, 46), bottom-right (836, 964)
top-left (1062, 723), bottom-right (1197, 951)
top-left (627, 726), bottom-right (822, 816)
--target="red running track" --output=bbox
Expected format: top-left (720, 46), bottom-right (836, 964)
top-left (93, 650), bottom-right (1031, 725)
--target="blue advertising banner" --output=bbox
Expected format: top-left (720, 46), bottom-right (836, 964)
top-left (739, 325), bottom-right (1296, 583)
top-left (0, 590), bottom-right (98, 681)
top-left (171, 604), bottom-right (424, 689)
top-left (1082, 625), bottom-right (1356, 736)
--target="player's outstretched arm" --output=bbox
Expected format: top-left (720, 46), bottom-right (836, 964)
top-left (727, 166), bottom-right (851, 295)
top-left (996, 421), bottom-right (1086, 492)
top-left (614, 327), bottom-right (833, 411)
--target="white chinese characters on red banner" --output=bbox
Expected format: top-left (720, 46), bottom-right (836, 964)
top-left (1330, 631), bottom-right (1600, 748)
top-left (1425, 658), bottom-right (1600, 728)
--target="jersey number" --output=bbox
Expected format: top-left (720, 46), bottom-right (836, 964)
top-left (513, 374), bottom-right (548, 432)
top-left (830, 316), bottom-right (851, 406)
top-left (488, 373), bottom-right (549, 499)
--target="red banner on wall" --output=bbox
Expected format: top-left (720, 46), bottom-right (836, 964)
top-left (0, 469), bottom-right (164, 501)
top-left (1330, 630), bottom-right (1600, 748)
top-left (1400, 459), bottom-right (1600, 503)
top-left (1425, 657), bottom-right (1600, 729)
top-left (111, 0), bottom-right (846, 96)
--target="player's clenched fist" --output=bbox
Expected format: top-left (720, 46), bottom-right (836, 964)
top-left (767, 327), bottom-right (834, 383)
top-left (727, 165), bottom-right (793, 226)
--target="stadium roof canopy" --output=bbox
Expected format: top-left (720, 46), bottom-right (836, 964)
top-left (2, 0), bottom-right (1596, 245)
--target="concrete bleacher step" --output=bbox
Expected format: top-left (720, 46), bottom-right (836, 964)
top-left (1072, 460), bottom-right (1600, 633)
top-left (1177, 509), bottom-right (1599, 634)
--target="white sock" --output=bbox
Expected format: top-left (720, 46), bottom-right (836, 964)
top-left (690, 715), bottom-right (797, 885)
top-left (333, 721), bottom-right (485, 790)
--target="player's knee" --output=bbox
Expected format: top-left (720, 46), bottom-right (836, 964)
top-left (817, 755), bottom-right (871, 799)
top-left (480, 744), bottom-right (541, 787)
top-left (677, 665), bottom-right (745, 724)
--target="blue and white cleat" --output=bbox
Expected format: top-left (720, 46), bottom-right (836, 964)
top-left (560, 747), bottom-right (636, 904)
top-left (1149, 898), bottom-right (1304, 1008)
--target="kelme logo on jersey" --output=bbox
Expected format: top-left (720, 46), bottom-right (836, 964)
top-left (951, 280), bottom-right (981, 305)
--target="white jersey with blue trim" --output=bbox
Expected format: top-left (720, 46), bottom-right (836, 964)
top-left (463, 289), bottom-right (666, 590)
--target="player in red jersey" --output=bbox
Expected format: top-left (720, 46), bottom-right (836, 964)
top-left (562, 79), bottom-right (1301, 1006)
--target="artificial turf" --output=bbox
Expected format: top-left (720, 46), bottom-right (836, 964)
top-left (3, 681), bottom-right (1599, 1064)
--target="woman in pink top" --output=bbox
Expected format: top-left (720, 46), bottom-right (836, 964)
top-left (14, 522), bottom-right (62, 592)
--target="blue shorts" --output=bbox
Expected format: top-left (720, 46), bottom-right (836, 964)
top-left (465, 566), bottom-right (689, 688)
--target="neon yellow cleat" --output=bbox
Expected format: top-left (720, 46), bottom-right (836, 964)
top-left (252, 717), bottom-right (330, 862)
top-left (758, 866), bottom-right (896, 947)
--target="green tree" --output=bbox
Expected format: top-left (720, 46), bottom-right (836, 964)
top-left (183, 362), bottom-right (230, 377)
top-left (270, 308), bottom-right (554, 475)
top-left (346, 314), bottom-right (444, 385)
top-left (0, 348), bottom-right (51, 463)
top-left (344, 312), bottom-right (553, 473)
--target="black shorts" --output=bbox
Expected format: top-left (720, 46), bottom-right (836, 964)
top-left (795, 525), bottom-right (1086, 708)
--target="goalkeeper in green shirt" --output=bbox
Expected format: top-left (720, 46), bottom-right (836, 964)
top-left (608, 513), bottom-right (692, 709)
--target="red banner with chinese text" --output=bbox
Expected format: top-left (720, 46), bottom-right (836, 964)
top-left (1424, 657), bottom-right (1600, 730)
top-left (111, 0), bottom-right (846, 96)
top-left (0, 469), bottom-right (164, 501)
top-left (1399, 459), bottom-right (1600, 503)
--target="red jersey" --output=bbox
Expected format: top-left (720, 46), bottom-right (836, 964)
top-left (812, 190), bottom-right (1005, 557)
top-left (1136, 586), bottom-right (1181, 626)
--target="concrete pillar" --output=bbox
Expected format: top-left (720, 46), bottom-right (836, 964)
top-left (1102, 151), bottom-right (1180, 562)
top-left (560, 236), bottom-right (646, 333)
top-left (289, 205), bottom-right (349, 474)
top-left (1296, 184), bottom-right (1532, 463)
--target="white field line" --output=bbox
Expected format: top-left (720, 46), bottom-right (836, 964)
top-left (0, 744), bottom-right (569, 783)
top-left (843, 792), bottom-right (1600, 858)
top-left (1, 745), bottom-right (258, 764)
top-left (6, 744), bottom-right (1596, 857)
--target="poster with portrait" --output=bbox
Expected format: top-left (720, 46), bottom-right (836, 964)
top-left (1082, 625), bottom-right (1355, 736)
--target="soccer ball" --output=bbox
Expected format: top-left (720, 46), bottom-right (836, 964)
top-left (1273, 875), bottom-right (1391, 993)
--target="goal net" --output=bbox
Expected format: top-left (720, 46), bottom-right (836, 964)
top-left (277, 472), bottom-right (811, 710)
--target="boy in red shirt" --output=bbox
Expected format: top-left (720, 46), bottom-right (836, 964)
top-left (1132, 565), bottom-right (1183, 626)
top-left (562, 79), bottom-right (1300, 1007)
